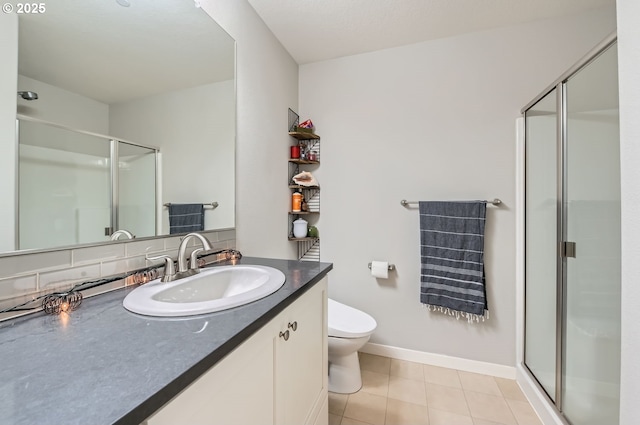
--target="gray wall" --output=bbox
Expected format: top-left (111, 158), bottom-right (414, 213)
top-left (202, 0), bottom-right (299, 260)
top-left (298, 7), bottom-right (616, 367)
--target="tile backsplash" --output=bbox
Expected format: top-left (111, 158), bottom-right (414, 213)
top-left (0, 229), bottom-right (236, 316)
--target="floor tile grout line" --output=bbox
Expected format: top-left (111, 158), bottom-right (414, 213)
top-left (503, 396), bottom-right (522, 425)
top-left (458, 369), bottom-right (474, 419)
top-left (344, 354), bottom-right (540, 425)
top-left (423, 378), bottom-right (430, 415)
top-left (383, 391), bottom-right (389, 425)
top-left (460, 384), bottom-right (519, 425)
top-left (503, 396), bottom-right (543, 425)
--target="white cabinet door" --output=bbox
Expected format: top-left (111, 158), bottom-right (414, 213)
top-left (146, 276), bottom-right (328, 425)
top-left (147, 320), bottom-right (276, 425)
top-left (276, 277), bottom-right (328, 425)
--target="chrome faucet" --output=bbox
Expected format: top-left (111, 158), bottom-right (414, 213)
top-left (110, 229), bottom-right (135, 240)
top-left (177, 233), bottom-right (214, 273)
top-left (147, 233), bottom-right (242, 283)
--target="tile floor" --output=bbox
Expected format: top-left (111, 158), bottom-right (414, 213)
top-left (328, 353), bottom-right (543, 425)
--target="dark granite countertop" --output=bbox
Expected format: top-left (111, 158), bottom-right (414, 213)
top-left (0, 257), bottom-right (332, 425)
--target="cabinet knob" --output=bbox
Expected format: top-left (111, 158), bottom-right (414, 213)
top-left (279, 330), bottom-right (290, 341)
top-left (288, 321), bottom-right (298, 332)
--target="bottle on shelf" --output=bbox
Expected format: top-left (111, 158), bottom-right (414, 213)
top-left (290, 145), bottom-right (300, 159)
top-left (292, 191), bottom-right (303, 212)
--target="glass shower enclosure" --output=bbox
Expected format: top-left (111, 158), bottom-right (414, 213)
top-left (523, 34), bottom-right (620, 425)
top-left (17, 117), bottom-right (158, 250)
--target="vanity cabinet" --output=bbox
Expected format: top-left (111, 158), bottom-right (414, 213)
top-left (146, 277), bottom-right (328, 425)
top-left (275, 278), bottom-right (327, 425)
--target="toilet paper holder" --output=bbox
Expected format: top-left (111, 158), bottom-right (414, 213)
top-left (367, 262), bottom-right (395, 271)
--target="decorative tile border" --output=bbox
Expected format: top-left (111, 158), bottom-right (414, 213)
top-left (0, 229), bottom-right (236, 309)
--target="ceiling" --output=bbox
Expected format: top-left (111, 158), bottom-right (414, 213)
top-left (18, 0), bottom-right (234, 104)
top-left (16, 0), bottom-right (615, 103)
top-left (247, 0), bottom-right (615, 64)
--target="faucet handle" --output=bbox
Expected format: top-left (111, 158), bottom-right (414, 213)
top-left (146, 255), bottom-right (176, 281)
top-left (189, 248), bottom-right (204, 270)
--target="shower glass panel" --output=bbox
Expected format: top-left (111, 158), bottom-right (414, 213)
top-left (17, 118), bottom-right (159, 250)
top-left (563, 43), bottom-right (620, 425)
top-left (117, 142), bottom-right (157, 239)
top-left (524, 88), bottom-right (558, 401)
top-left (18, 120), bottom-right (111, 250)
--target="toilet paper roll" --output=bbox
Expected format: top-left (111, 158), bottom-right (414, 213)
top-left (370, 261), bottom-right (389, 279)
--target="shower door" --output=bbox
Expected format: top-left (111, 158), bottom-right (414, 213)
top-left (524, 88), bottom-right (559, 402)
top-left (117, 141), bottom-right (157, 239)
top-left (18, 120), bottom-right (111, 250)
top-left (523, 37), bottom-right (620, 425)
top-left (562, 42), bottom-right (620, 425)
top-left (17, 118), bottom-right (159, 250)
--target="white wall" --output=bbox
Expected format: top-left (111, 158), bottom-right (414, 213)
top-left (616, 0), bottom-right (640, 423)
top-left (299, 7), bottom-right (616, 367)
top-left (0, 13), bottom-right (18, 252)
top-left (109, 80), bottom-right (235, 233)
top-left (200, 0), bottom-right (299, 260)
top-left (17, 76), bottom-right (109, 133)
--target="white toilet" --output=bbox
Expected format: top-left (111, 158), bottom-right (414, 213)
top-left (328, 298), bottom-right (377, 394)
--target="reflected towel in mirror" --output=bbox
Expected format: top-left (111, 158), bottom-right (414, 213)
top-left (168, 204), bottom-right (204, 234)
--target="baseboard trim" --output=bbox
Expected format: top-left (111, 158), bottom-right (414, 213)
top-left (361, 342), bottom-right (516, 379)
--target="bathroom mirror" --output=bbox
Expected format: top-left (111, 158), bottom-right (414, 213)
top-left (2, 0), bottom-right (235, 254)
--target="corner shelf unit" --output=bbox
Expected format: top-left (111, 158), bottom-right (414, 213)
top-left (288, 108), bottom-right (320, 262)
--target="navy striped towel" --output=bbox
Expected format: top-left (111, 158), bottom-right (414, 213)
top-left (419, 201), bottom-right (488, 322)
top-left (168, 204), bottom-right (204, 235)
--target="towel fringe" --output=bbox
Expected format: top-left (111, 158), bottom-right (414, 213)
top-left (423, 303), bottom-right (488, 323)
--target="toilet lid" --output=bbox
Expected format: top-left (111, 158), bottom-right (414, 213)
top-left (328, 298), bottom-right (377, 338)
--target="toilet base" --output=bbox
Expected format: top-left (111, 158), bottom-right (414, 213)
top-left (328, 351), bottom-right (363, 394)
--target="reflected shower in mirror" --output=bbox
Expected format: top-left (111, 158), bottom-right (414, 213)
top-left (1, 0), bottom-right (235, 254)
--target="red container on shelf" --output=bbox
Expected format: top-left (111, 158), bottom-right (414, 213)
top-left (290, 145), bottom-right (301, 159)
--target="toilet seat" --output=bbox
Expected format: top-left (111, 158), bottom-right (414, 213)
top-left (328, 298), bottom-right (377, 338)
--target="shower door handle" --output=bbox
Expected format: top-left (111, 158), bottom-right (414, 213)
top-left (562, 241), bottom-right (576, 258)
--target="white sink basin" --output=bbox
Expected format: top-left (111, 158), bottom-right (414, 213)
top-left (123, 265), bottom-right (286, 317)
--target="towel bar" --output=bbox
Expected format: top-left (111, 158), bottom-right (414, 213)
top-left (164, 202), bottom-right (219, 208)
top-left (400, 199), bottom-right (501, 206)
